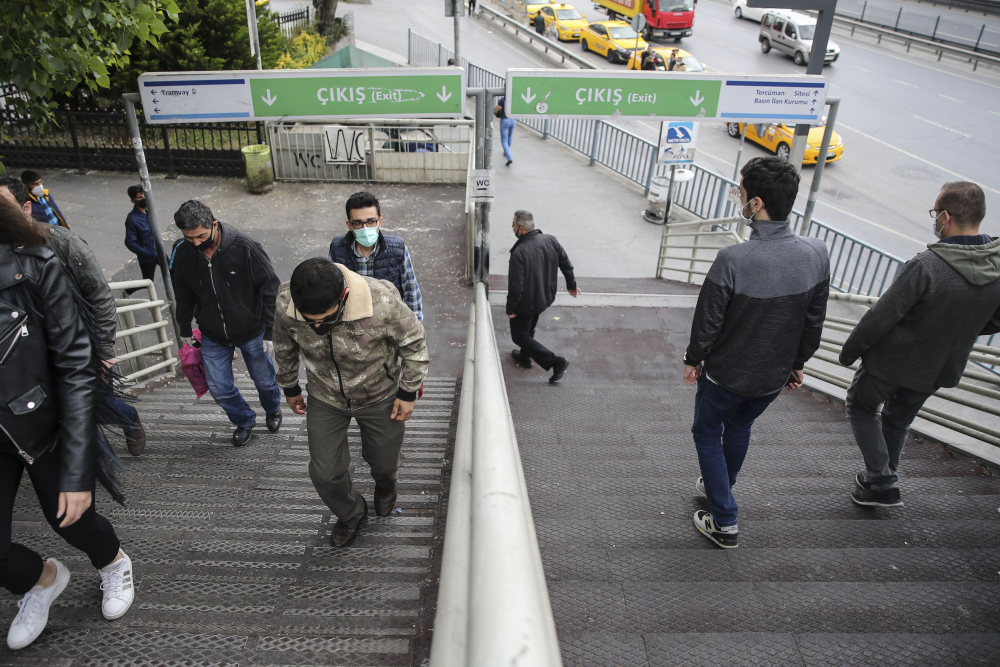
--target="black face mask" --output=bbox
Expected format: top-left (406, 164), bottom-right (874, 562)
top-left (195, 227), bottom-right (216, 253)
top-left (134, 197), bottom-right (145, 207)
top-left (307, 293), bottom-right (349, 336)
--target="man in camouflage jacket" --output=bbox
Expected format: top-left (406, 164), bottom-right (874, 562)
top-left (272, 259), bottom-right (428, 547)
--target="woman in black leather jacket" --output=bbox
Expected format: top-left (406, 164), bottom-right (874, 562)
top-left (0, 195), bottom-right (133, 650)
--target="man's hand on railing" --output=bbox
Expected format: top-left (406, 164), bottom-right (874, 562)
top-left (683, 364), bottom-right (701, 385)
top-left (786, 370), bottom-right (804, 390)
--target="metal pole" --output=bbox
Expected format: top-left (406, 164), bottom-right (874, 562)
top-left (894, 7), bottom-right (902, 30)
top-left (799, 97), bottom-right (839, 236)
top-left (932, 15), bottom-right (940, 39)
top-left (121, 93), bottom-right (182, 345)
top-left (664, 164), bottom-right (677, 223)
top-left (454, 14), bottom-right (462, 64)
top-left (588, 121), bottom-right (601, 166)
top-left (860, 0), bottom-right (867, 21)
top-left (975, 23), bottom-right (985, 50)
top-left (249, 0), bottom-right (263, 69)
top-left (789, 1), bottom-right (834, 170)
top-left (733, 122), bottom-right (748, 182)
top-left (479, 88), bottom-right (502, 287)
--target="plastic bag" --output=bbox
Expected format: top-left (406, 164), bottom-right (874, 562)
top-left (179, 329), bottom-right (209, 398)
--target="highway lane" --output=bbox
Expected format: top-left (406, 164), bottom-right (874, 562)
top-left (332, 0), bottom-right (999, 259)
top-left (835, 0), bottom-right (1000, 53)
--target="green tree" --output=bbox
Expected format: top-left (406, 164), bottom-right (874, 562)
top-left (108, 0), bottom-right (287, 99)
top-left (0, 0), bottom-right (180, 122)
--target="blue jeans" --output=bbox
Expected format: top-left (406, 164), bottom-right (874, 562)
top-left (200, 332), bottom-right (281, 428)
top-left (97, 370), bottom-right (139, 427)
top-left (500, 118), bottom-right (516, 162)
top-left (691, 376), bottom-right (781, 526)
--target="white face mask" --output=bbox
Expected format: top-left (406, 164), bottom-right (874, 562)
top-left (30, 185), bottom-right (43, 197)
top-left (738, 199), bottom-right (756, 224)
top-left (931, 211), bottom-right (944, 240)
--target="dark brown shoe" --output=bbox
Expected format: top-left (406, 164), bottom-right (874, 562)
top-left (123, 416), bottom-right (146, 456)
top-left (330, 497), bottom-right (368, 548)
top-left (374, 482), bottom-right (397, 517)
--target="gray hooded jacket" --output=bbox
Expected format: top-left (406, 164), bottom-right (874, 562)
top-left (841, 237), bottom-right (1000, 392)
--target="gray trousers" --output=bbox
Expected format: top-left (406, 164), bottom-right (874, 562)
top-left (306, 394), bottom-right (405, 526)
top-left (845, 365), bottom-right (933, 491)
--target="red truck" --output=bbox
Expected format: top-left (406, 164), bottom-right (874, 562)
top-left (594, 0), bottom-right (695, 41)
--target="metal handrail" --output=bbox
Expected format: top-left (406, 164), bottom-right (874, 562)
top-left (430, 284), bottom-right (562, 667)
top-left (477, 4), bottom-right (599, 70)
top-left (829, 12), bottom-right (1000, 69)
top-left (108, 279), bottom-right (178, 384)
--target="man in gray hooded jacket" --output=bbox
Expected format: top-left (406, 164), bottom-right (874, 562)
top-left (841, 181), bottom-right (1000, 507)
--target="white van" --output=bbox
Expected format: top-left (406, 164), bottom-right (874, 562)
top-left (759, 11), bottom-right (840, 66)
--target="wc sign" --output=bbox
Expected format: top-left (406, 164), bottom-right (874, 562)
top-left (471, 169), bottom-right (495, 202)
top-left (658, 121), bottom-right (699, 165)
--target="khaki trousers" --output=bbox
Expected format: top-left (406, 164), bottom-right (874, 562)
top-left (305, 394), bottom-right (405, 526)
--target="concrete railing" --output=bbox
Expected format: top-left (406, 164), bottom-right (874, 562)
top-left (109, 279), bottom-right (178, 384)
top-left (430, 283), bottom-right (562, 667)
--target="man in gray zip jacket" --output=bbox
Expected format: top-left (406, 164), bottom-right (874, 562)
top-left (841, 181), bottom-right (1000, 507)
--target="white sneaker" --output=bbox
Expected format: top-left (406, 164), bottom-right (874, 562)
top-left (695, 477), bottom-right (707, 498)
top-left (7, 558), bottom-right (70, 650)
top-left (99, 551), bottom-right (134, 620)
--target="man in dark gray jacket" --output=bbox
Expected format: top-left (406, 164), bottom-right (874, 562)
top-left (840, 181), bottom-right (1000, 507)
top-left (506, 210), bottom-right (579, 383)
top-left (683, 157), bottom-right (830, 549)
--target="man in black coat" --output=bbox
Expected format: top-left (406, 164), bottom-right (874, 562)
top-left (840, 181), bottom-right (1000, 508)
top-left (171, 200), bottom-right (282, 447)
top-left (506, 210), bottom-right (579, 383)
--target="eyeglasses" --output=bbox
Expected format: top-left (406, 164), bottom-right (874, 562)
top-left (928, 209), bottom-right (948, 218)
top-left (348, 217), bottom-right (380, 230)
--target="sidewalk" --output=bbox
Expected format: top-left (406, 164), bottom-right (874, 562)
top-left (493, 286), bottom-right (1000, 666)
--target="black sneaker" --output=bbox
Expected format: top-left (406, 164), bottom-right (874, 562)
top-left (855, 473), bottom-right (872, 490)
top-left (232, 424), bottom-right (254, 447)
top-left (693, 510), bottom-right (738, 549)
top-left (511, 349), bottom-right (534, 369)
top-left (549, 357), bottom-right (569, 383)
top-left (265, 410), bottom-right (282, 433)
top-left (850, 486), bottom-right (903, 507)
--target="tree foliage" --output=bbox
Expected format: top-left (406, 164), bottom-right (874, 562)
top-left (0, 0), bottom-right (180, 121)
top-left (108, 0), bottom-right (287, 100)
top-left (275, 27), bottom-right (327, 69)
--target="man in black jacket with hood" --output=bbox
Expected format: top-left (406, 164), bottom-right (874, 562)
top-left (171, 200), bottom-right (282, 447)
top-left (506, 210), bottom-right (579, 383)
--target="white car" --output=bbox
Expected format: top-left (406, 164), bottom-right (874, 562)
top-left (732, 0), bottom-right (767, 22)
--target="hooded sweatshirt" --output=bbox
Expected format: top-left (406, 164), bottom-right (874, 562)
top-left (841, 237), bottom-right (1000, 392)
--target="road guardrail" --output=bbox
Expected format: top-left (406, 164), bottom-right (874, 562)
top-left (477, 4), bottom-right (599, 70)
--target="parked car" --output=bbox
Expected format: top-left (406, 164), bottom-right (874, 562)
top-left (537, 3), bottom-right (589, 40)
top-left (759, 10), bottom-right (840, 66)
top-left (581, 20), bottom-right (647, 63)
top-left (731, 0), bottom-right (766, 22)
top-left (627, 47), bottom-right (704, 71)
top-left (726, 120), bottom-right (844, 165)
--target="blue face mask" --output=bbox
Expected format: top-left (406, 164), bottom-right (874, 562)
top-left (354, 226), bottom-right (380, 247)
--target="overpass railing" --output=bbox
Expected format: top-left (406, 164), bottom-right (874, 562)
top-left (109, 279), bottom-right (178, 384)
top-left (430, 283), bottom-right (562, 667)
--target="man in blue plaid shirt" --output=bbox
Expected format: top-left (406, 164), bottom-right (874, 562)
top-left (328, 191), bottom-right (424, 322)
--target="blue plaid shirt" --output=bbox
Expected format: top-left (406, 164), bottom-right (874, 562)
top-left (352, 242), bottom-right (424, 322)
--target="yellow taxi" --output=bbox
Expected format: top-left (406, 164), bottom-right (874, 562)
top-left (726, 121), bottom-right (844, 165)
top-left (627, 47), bottom-right (704, 71)
top-left (515, 0), bottom-right (555, 21)
top-left (581, 20), bottom-right (647, 63)
top-left (537, 3), bottom-right (589, 41)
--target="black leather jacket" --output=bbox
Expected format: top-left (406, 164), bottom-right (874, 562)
top-left (0, 242), bottom-right (96, 491)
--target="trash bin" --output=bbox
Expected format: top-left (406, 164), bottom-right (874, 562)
top-left (643, 175), bottom-right (672, 224)
top-left (241, 144), bottom-right (274, 194)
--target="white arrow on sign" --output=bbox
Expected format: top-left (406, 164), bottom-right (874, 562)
top-left (521, 87), bottom-right (536, 104)
top-left (436, 86), bottom-right (452, 103)
top-left (261, 89), bottom-right (278, 106)
top-left (689, 90), bottom-right (705, 107)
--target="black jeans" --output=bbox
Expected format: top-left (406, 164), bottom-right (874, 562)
top-left (510, 312), bottom-right (557, 370)
top-left (845, 365), bottom-right (933, 491)
top-left (0, 450), bottom-right (120, 595)
top-left (125, 259), bottom-right (158, 295)
top-left (468, 0), bottom-right (476, 11)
